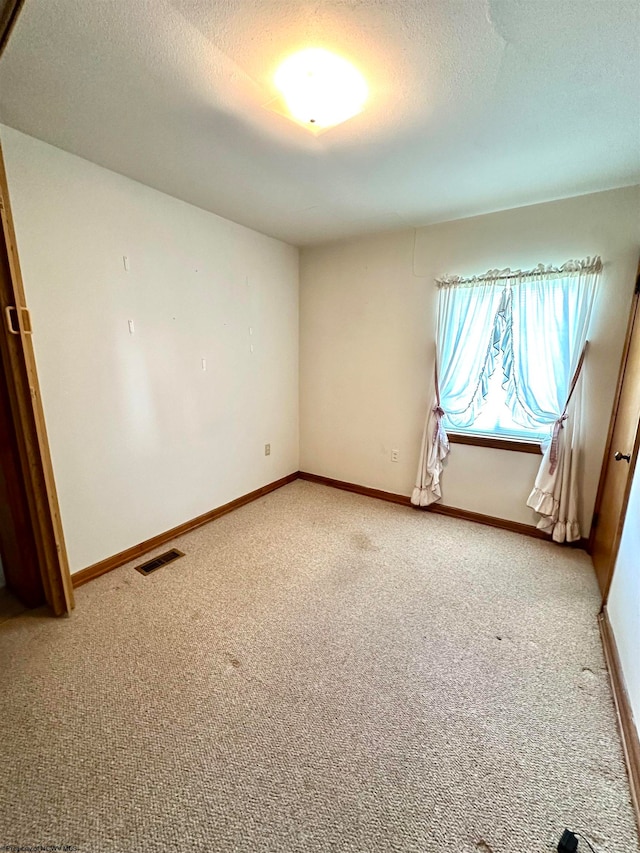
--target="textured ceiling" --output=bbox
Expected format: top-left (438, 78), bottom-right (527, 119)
top-left (0, 0), bottom-right (639, 246)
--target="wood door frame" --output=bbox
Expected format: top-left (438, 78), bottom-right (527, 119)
top-left (0, 140), bottom-right (74, 615)
top-left (588, 259), bottom-right (640, 604)
top-left (0, 1), bottom-right (26, 58)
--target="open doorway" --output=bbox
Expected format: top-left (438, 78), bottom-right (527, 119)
top-left (0, 142), bottom-right (74, 616)
top-left (0, 329), bottom-right (45, 613)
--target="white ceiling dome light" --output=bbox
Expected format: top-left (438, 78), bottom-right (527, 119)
top-left (273, 48), bottom-right (368, 131)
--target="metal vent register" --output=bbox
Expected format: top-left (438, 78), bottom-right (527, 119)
top-left (135, 548), bottom-right (184, 576)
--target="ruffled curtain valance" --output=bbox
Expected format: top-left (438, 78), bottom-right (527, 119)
top-left (411, 258), bottom-right (601, 543)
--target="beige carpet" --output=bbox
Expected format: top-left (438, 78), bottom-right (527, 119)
top-left (0, 480), bottom-right (637, 853)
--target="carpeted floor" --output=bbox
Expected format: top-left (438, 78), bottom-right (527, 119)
top-left (0, 480), bottom-right (637, 853)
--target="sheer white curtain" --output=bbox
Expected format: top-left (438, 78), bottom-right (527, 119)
top-left (503, 263), bottom-right (597, 432)
top-left (411, 279), bottom-right (505, 506)
top-left (514, 262), bottom-right (600, 541)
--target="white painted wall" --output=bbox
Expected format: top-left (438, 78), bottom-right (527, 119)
top-left (608, 463), bottom-right (640, 740)
top-left (1, 126), bottom-right (299, 574)
top-left (300, 186), bottom-right (640, 532)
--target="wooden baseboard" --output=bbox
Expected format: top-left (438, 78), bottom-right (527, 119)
top-left (426, 501), bottom-right (550, 540)
top-left (599, 607), bottom-right (640, 832)
top-left (428, 503), bottom-right (587, 549)
top-left (71, 472), bottom-right (299, 588)
top-left (298, 470), bottom-right (587, 547)
top-left (298, 471), bottom-right (412, 506)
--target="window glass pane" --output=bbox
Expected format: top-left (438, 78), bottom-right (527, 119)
top-left (443, 348), bottom-right (552, 442)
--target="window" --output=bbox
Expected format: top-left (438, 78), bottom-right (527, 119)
top-left (435, 260), bottom-right (600, 449)
top-left (443, 346), bottom-right (553, 444)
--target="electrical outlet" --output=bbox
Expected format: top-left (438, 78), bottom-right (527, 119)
top-left (391, 449), bottom-right (399, 462)
top-left (265, 443), bottom-right (271, 456)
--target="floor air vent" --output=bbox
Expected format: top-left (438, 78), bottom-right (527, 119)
top-left (135, 548), bottom-right (184, 576)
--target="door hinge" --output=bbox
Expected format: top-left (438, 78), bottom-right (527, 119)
top-left (592, 511), bottom-right (599, 528)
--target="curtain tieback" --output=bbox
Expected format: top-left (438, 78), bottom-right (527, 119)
top-left (548, 344), bottom-right (588, 476)
top-left (433, 405), bottom-right (445, 442)
top-left (549, 413), bottom-right (567, 475)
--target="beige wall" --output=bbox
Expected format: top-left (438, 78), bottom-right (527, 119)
top-left (2, 126), bottom-right (300, 573)
top-left (300, 186), bottom-right (640, 532)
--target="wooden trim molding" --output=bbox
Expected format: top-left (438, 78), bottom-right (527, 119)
top-left (599, 607), bottom-right (640, 832)
top-left (0, 0), bottom-right (26, 58)
top-left (447, 432), bottom-right (543, 455)
top-left (298, 471), bottom-right (587, 547)
top-left (297, 471), bottom-right (412, 506)
top-left (427, 501), bottom-right (548, 540)
top-left (430, 502), bottom-right (587, 549)
top-left (72, 472), bottom-right (298, 588)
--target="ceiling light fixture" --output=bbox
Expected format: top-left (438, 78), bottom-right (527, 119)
top-left (274, 48), bottom-right (368, 131)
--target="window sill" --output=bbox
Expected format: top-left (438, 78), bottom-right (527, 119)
top-left (447, 432), bottom-right (543, 455)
